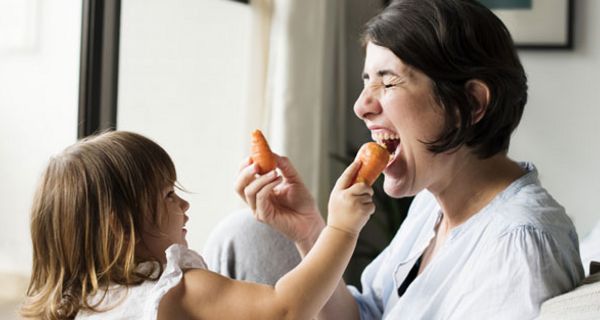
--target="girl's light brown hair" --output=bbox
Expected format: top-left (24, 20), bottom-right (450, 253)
top-left (21, 131), bottom-right (177, 319)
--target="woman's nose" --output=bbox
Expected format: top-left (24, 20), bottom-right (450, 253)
top-left (353, 87), bottom-right (382, 120)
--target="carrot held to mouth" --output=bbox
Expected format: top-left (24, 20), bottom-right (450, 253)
top-left (354, 142), bottom-right (391, 186)
top-left (250, 129), bottom-right (277, 174)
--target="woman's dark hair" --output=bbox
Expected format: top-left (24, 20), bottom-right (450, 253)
top-left (364, 0), bottom-right (528, 158)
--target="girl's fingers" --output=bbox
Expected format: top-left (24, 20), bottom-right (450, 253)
top-left (334, 160), bottom-right (362, 191)
top-left (356, 194), bottom-right (375, 205)
top-left (347, 183), bottom-right (374, 197)
top-left (364, 203), bottom-right (376, 215)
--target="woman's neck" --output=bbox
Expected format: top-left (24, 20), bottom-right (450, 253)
top-left (430, 151), bottom-right (524, 230)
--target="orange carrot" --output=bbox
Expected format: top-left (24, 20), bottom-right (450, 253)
top-left (251, 129), bottom-right (277, 174)
top-left (354, 142), bottom-right (390, 186)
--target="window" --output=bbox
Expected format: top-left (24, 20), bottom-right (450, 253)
top-left (117, 0), bottom-right (251, 248)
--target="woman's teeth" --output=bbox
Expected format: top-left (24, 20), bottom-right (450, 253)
top-left (373, 132), bottom-right (401, 154)
top-left (373, 132), bottom-right (399, 141)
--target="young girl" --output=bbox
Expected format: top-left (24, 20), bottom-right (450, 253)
top-left (21, 131), bottom-right (375, 319)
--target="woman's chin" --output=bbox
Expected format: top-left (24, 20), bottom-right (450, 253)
top-left (382, 159), bottom-right (412, 198)
top-left (383, 178), bottom-right (409, 198)
top-left (383, 172), bottom-right (418, 199)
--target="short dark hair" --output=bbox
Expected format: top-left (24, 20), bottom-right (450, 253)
top-left (363, 0), bottom-right (528, 158)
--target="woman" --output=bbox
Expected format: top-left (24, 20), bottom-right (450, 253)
top-left (235, 0), bottom-right (583, 318)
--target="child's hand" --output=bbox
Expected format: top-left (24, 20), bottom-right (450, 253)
top-left (327, 160), bottom-right (376, 236)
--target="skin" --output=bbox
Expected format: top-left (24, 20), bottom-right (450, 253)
top-left (356, 42), bottom-right (447, 199)
top-left (357, 42), bottom-right (523, 230)
top-left (140, 160), bottom-right (375, 319)
top-left (137, 186), bottom-right (190, 263)
top-left (234, 41), bottom-right (525, 320)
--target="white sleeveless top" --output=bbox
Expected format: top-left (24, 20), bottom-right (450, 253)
top-left (76, 244), bottom-right (207, 320)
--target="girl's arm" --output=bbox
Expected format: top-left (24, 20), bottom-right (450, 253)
top-left (315, 280), bottom-right (361, 320)
top-left (294, 233), bottom-right (361, 320)
top-left (161, 161), bottom-right (372, 320)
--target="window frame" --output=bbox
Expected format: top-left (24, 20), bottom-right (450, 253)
top-left (78, 0), bottom-right (121, 138)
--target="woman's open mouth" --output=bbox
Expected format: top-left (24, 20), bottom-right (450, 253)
top-left (373, 132), bottom-right (401, 165)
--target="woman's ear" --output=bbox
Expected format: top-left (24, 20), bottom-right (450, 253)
top-left (465, 79), bottom-right (490, 124)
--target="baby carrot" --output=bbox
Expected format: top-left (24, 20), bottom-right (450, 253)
top-left (354, 142), bottom-right (390, 186)
top-left (251, 129), bottom-right (277, 174)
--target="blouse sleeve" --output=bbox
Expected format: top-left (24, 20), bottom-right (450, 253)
top-left (450, 225), bottom-right (582, 320)
top-left (348, 244), bottom-right (393, 320)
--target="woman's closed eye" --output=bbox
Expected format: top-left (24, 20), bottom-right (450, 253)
top-left (364, 81), bottom-right (387, 90)
top-left (363, 82), bottom-right (402, 95)
top-left (383, 76), bottom-right (407, 88)
top-left (364, 77), bottom-right (405, 91)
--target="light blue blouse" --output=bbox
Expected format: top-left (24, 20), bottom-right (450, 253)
top-left (349, 163), bottom-right (583, 319)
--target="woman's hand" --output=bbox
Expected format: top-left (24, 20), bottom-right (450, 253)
top-left (235, 153), bottom-right (325, 246)
top-left (327, 160), bottom-right (376, 236)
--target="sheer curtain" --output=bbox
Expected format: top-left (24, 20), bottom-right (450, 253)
top-left (244, 0), bottom-right (346, 213)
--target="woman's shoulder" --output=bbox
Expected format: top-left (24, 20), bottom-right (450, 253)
top-left (474, 163), bottom-right (579, 260)
top-left (487, 182), bottom-right (580, 261)
top-left (495, 184), bottom-right (572, 234)
top-left (490, 163), bottom-right (574, 235)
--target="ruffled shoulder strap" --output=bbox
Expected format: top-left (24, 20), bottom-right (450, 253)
top-left (143, 244), bottom-right (208, 319)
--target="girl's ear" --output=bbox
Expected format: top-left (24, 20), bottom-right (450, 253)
top-left (465, 79), bottom-right (490, 124)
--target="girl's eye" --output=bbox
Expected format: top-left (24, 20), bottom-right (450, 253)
top-left (166, 191), bottom-right (175, 198)
top-left (384, 83), bottom-right (396, 89)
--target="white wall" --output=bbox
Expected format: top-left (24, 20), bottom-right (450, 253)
top-left (510, 0), bottom-right (600, 237)
top-left (117, 0), bottom-right (250, 251)
top-left (0, 0), bottom-right (81, 275)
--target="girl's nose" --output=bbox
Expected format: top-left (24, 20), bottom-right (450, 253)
top-left (180, 197), bottom-right (190, 212)
top-left (353, 86), bottom-right (383, 120)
